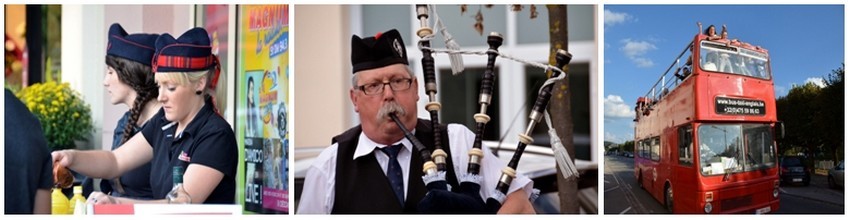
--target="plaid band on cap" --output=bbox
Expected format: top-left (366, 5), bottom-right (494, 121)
top-left (155, 54), bottom-right (216, 71)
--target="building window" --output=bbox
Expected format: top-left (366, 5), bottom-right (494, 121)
top-left (515, 5), bottom-right (595, 44)
top-left (361, 5), bottom-right (413, 46)
top-left (524, 62), bottom-right (590, 160)
top-left (438, 67), bottom-right (501, 141)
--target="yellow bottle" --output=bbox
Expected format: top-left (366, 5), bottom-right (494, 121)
top-left (51, 188), bottom-right (69, 215)
top-left (68, 186), bottom-right (86, 214)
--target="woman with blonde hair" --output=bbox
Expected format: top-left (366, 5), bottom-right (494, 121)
top-left (53, 27), bottom-right (237, 204)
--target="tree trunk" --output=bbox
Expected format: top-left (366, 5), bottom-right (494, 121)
top-left (547, 5), bottom-right (578, 214)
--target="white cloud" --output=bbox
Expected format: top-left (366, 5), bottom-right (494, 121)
top-left (620, 39), bottom-right (657, 68)
top-left (604, 131), bottom-right (620, 142)
top-left (604, 10), bottom-right (631, 27)
top-left (805, 77), bottom-right (826, 88)
top-left (604, 131), bottom-right (634, 144)
top-left (604, 94), bottom-right (635, 119)
top-left (775, 85), bottom-right (788, 97)
top-left (621, 39), bottom-right (656, 58)
top-left (633, 57), bottom-right (654, 68)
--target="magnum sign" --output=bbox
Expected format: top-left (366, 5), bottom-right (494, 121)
top-left (715, 97), bottom-right (766, 115)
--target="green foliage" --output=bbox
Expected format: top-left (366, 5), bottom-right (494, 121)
top-left (777, 64), bottom-right (844, 162)
top-left (15, 82), bottom-right (92, 150)
top-left (620, 140), bottom-right (635, 152)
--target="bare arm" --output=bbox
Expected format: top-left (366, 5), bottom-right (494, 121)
top-left (497, 190), bottom-right (536, 214)
top-left (180, 163), bottom-right (225, 203)
top-left (33, 189), bottom-right (51, 214)
top-left (90, 163), bottom-right (224, 205)
top-left (53, 132), bottom-right (153, 179)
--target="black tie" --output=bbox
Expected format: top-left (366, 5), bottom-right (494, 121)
top-left (380, 144), bottom-right (405, 206)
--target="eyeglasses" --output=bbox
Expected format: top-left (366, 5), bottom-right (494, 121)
top-left (357, 78), bottom-right (413, 95)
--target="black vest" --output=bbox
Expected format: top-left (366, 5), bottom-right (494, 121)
top-left (331, 119), bottom-right (459, 214)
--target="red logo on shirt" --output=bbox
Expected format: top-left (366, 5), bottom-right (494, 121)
top-left (178, 151), bottom-right (191, 162)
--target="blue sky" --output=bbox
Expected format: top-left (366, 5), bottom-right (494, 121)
top-left (603, 5), bottom-right (844, 144)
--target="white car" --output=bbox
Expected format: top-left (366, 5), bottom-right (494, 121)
top-left (828, 160), bottom-right (844, 189)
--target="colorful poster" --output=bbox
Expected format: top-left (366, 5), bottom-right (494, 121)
top-left (237, 5), bottom-right (289, 214)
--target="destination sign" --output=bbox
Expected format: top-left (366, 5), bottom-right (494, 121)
top-left (715, 97), bottom-right (765, 115)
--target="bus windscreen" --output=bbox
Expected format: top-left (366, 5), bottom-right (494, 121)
top-left (699, 42), bottom-right (771, 80)
top-left (698, 123), bottom-right (777, 176)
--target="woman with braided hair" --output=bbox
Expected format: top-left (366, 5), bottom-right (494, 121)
top-left (81, 23), bottom-right (160, 200)
top-left (54, 27), bottom-right (236, 205)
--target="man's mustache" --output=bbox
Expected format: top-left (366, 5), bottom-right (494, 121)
top-left (377, 101), bottom-right (406, 121)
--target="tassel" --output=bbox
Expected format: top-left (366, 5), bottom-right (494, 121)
top-left (431, 5), bottom-right (465, 75)
top-left (545, 110), bottom-right (580, 180)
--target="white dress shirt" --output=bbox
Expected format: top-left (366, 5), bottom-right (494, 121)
top-left (297, 123), bottom-right (534, 214)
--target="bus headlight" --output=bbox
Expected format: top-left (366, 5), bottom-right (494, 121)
top-left (773, 180), bottom-right (780, 198)
top-left (704, 202), bottom-right (713, 213)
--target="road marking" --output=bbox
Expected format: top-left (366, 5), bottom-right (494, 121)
top-left (607, 156), bottom-right (649, 213)
top-left (605, 185), bottom-right (620, 193)
top-left (620, 206), bottom-right (632, 214)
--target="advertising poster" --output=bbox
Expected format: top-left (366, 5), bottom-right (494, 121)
top-left (237, 5), bottom-right (289, 214)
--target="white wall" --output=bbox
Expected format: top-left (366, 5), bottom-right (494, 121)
top-left (61, 5), bottom-right (105, 150)
top-left (293, 5), bottom-right (352, 149)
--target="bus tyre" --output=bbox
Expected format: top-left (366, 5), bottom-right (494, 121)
top-left (637, 171), bottom-right (643, 188)
top-left (828, 176), bottom-right (837, 189)
top-left (665, 184), bottom-right (673, 213)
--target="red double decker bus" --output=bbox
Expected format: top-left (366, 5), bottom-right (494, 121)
top-left (633, 29), bottom-right (782, 214)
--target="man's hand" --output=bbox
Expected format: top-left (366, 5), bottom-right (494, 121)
top-left (497, 190), bottom-right (536, 214)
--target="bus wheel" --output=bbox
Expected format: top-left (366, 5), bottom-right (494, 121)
top-left (637, 171), bottom-right (643, 188)
top-left (665, 184), bottom-right (674, 213)
top-left (828, 176), bottom-right (837, 189)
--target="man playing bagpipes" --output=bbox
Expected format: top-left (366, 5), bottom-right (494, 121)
top-left (296, 29), bottom-right (535, 214)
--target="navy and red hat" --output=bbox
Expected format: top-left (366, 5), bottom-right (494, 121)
top-left (351, 29), bottom-right (408, 73)
top-left (153, 27), bottom-right (220, 89)
top-left (106, 23), bottom-right (158, 66)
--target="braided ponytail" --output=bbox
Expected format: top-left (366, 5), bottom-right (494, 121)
top-left (107, 55), bottom-right (159, 145)
top-left (120, 87), bottom-right (157, 144)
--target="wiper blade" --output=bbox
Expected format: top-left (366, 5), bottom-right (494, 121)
top-left (747, 152), bottom-right (758, 165)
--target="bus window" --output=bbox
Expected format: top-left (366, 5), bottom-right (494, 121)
top-left (636, 139), bottom-right (643, 158)
top-left (651, 136), bottom-right (661, 161)
top-left (698, 124), bottom-right (776, 176)
top-left (700, 41), bottom-right (771, 79)
top-left (679, 125), bottom-right (694, 166)
top-left (743, 124), bottom-right (777, 169)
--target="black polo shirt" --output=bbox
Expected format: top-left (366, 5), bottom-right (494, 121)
top-left (141, 97), bottom-right (237, 204)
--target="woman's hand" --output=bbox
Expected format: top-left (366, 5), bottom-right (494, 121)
top-left (51, 150), bottom-right (76, 168)
top-left (86, 191), bottom-right (119, 205)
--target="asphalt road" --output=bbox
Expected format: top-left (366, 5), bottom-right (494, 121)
top-left (603, 155), bottom-right (844, 214)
